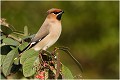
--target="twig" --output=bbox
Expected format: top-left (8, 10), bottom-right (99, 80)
top-left (8, 34), bottom-right (22, 43)
top-left (55, 52), bottom-right (61, 79)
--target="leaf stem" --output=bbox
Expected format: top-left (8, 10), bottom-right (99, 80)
top-left (8, 34), bottom-right (22, 43)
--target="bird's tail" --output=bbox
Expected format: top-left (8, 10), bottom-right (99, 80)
top-left (14, 43), bottom-right (31, 60)
top-left (19, 43), bottom-right (31, 53)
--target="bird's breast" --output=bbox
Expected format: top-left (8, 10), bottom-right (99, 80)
top-left (49, 22), bottom-right (62, 38)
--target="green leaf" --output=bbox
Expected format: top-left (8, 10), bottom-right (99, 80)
top-left (23, 56), bottom-right (38, 77)
top-left (24, 26), bottom-right (28, 36)
top-left (1, 35), bottom-right (6, 40)
top-left (22, 34), bottom-right (35, 40)
top-left (62, 65), bottom-right (74, 79)
top-left (22, 34), bottom-right (35, 42)
top-left (1, 25), bottom-right (13, 35)
top-left (1, 73), bottom-right (6, 79)
top-left (14, 58), bottom-right (20, 65)
top-left (18, 42), bottom-right (28, 51)
top-left (1, 45), bottom-right (12, 55)
top-left (0, 55), bottom-right (6, 66)
top-left (13, 30), bottom-right (24, 35)
top-left (3, 38), bottom-right (20, 46)
top-left (10, 46), bottom-right (16, 49)
top-left (11, 31), bottom-right (24, 38)
top-left (2, 48), bottom-right (19, 76)
top-left (20, 49), bottom-right (39, 64)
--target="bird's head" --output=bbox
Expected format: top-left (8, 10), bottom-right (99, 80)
top-left (47, 8), bottom-right (64, 21)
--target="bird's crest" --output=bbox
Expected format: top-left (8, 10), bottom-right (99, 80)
top-left (47, 8), bottom-right (62, 14)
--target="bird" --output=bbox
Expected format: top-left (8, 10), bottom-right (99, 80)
top-left (15, 8), bottom-right (83, 72)
top-left (21, 8), bottom-right (64, 52)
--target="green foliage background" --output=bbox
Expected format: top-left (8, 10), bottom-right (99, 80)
top-left (1, 1), bottom-right (119, 79)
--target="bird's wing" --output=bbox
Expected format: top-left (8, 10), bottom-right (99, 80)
top-left (21, 23), bottom-right (50, 52)
top-left (30, 23), bottom-right (50, 45)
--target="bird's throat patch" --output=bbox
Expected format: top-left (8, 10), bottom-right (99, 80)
top-left (56, 14), bottom-right (62, 20)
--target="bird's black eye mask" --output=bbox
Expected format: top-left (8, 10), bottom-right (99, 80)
top-left (53, 12), bottom-right (60, 14)
top-left (51, 11), bottom-right (64, 20)
top-left (52, 11), bottom-right (62, 15)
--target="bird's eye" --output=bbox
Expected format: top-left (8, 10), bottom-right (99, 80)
top-left (52, 12), bottom-right (60, 14)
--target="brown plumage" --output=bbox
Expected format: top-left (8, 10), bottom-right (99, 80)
top-left (22, 8), bottom-right (64, 51)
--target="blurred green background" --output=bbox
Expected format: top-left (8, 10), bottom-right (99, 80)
top-left (1, 1), bottom-right (119, 79)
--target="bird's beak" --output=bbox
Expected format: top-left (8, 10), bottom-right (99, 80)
top-left (57, 11), bottom-right (64, 20)
top-left (57, 11), bottom-right (64, 16)
top-left (60, 11), bottom-right (64, 15)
